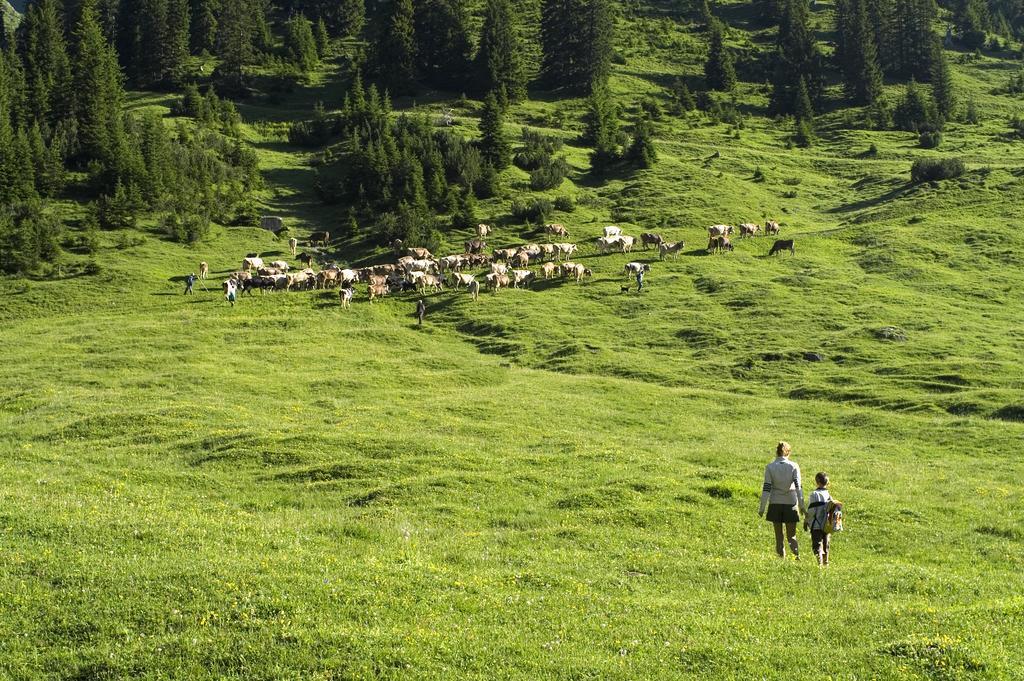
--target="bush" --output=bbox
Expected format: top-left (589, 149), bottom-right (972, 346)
top-left (529, 157), bottom-right (570, 191)
top-left (163, 212), bottom-right (212, 244)
top-left (910, 158), bottom-right (966, 184)
top-left (553, 195), bottom-right (575, 212)
top-left (918, 130), bottom-right (942, 148)
top-left (510, 197), bottom-right (553, 223)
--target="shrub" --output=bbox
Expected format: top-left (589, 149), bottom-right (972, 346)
top-left (553, 195), bottom-right (575, 212)
top-left (918, 130), bottom-right (942, 148)
top-left (510, 197), bottom-right (553, 223)
top-left (752, 167), bottom-right (766, 182)
top-left (793, 119), bottom-right (814, 148)
top-left (163, 211), bottom-right (212, 244)
top-left (530, 158), bottom-right (569, 191)
top-left (910, 158), bottom-right (966, 184)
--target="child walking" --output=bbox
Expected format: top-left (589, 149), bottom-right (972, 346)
top-left (805, 472), bottom-right (833, 566)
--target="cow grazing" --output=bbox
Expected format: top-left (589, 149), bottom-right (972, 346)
top-left (368, 284), bottom-right (389, 302)
top-left (490, 262), bottom-right (509, 275)
top-left (449, 272), bottom-right (476, 289)
top-left (476, 224), bottom-right (492, 238)
top-left (566, 263), bottom-right (592, 283)
top-left (242, 257), bottom-right (264, 272)
top-left (199, 261), bottom-right (209, 279)
top-left (604, 225), bottom-right (622, 237)
top-left (467, 279), bottom-right (480, 301)
top-left (707, 236), bottom-right (734, 254)
top-left (297, 252), bottom-right (314, 268)
top-left (739, 223), bottom-right (760, 238)
top-left (596, 236), bottom-right (621, 254)
top-left (708, 224), bottom-right (733, 239)
top-left (554, 243), bottom-right (577, 261)
top-left (465, 239), bottom-right (486, 254)
top-left (339, 287), bottom-right (354, 309)
top-left (640, 233), bottom-right (664, 250)
top-left (510, 269), bottom-right (535, 289)
top-left (546, 223), bottom-right (569, 238)
top-left (765, 220), bottom-right (781, 236)
top-left (484, 273), bottom-right (510, 292)
top-left (406, 247), bottom-right (433, 260)
top-left (617, 236), bottom-right (636, 253)
top-left (540, 243), bottom-right (557, 259)
top-left (289, 238), bottom-right (298, 257)
top-left (541, 262), bottom-right (559, 279)
top-left (768, 239), bottom-right (795, 256)
top-left (624, 262), bottom-right (651, 277)
top-left (309, 231), bottom-right (330, 247)
top-left (659, 241), bottom-right (685, 260)
top-left (417, 274), bottom-right (443, 293)
top-left (270, 260), bottom-right (290, 271)
top-left (511, 251), bottom-right (531, 268)
top-left (493, 247), bottom-right (518, 262)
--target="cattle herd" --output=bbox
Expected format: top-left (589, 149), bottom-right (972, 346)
top-left (211, 221), bottom-right (792, 308)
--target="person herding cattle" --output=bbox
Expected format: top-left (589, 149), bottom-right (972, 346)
top-left (224, 280), bottom-right (237, 306)
top-left (416, 299), bottom-right (427, 326)
top-left (184, 273), bottom-right (196, 295)
top-left (636, 268), bottom-right (645, 293)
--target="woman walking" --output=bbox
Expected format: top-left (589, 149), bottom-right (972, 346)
top-left (757, 441), bottom-right (806, 559)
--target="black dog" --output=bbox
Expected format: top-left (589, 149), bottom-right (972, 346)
top-left (620, 285), bottom-right (631, 293)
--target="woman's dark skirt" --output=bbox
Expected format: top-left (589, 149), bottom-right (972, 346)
top-left (766, 503), bottom-right (800, 523)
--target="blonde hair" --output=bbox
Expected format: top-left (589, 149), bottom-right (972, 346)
top-left (776, 441), bottom-right (792, 458)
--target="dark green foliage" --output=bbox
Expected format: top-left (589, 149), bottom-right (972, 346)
top-left (476, 0), bottom-right (526, 102)
top-left (953, 0), bottom-right (989, 48)
top-left (285, 14), bottom-right (319, 73)
top-left (883, 0), bottom-right (937, 80)
top-left (163, 0), bottom-right (191, 85)
top-left (553, 195), bottom-right (575, 212)
top-left (510, 197), bottom-right (553, 223)
top-left (584, 77), bottom-right (620, 169)
top-left (835, 0), bottom-right (883, 104)
top-left (20, 0), bottom-right (72, 126)
top-left (771, 0), bottom-right (822, 115)
top-left (931, 41), bottom-right (955, 121)
top-left (918, 130), bottom-right (942, 148)
top-left (172, 84), bottom-right (242, 135)
top-left (315, 18), bottom-right (330, 55)
top-left (529, 157), bottom-right (570, 190)
top-left (513, 128), bottom-right (563, 171)
top-left (337, 0), bottom-right (366, 38)
top-left (479, 91), bottom-right (511, 170)
top-left (451, 186), bottom-right (477, 230)
top-left (893, 79), bottom-right (940, 132)
top-left (216, 0), bottom-right (255, 90)
top-left (191, 0), bottom-right (218, 54)
top-left (669, 79), bottom-right (696, 114)
top-left (288, 101), bottom-right (338, 147)
top-left (375, 0), bottom-right (416, 93)
top-left (793, 77), bottom-right (814, 122)
top-left (98, 180), bottom-right (138, 229)
top-left (541, 0), bottom-right (616, 93)
top-left (1000, 70), bottom-right (1024, 95)
top-left (910, 157), bottom-right (965, 183)
top-left (415, 0), bottom-right (472, 90)
top-left (965, 97), bottom-right (979, 124)
top-left (626, 118), bottom-right (657, 168)
top-left (704, 20), bottom-right (736, 92)
top-left (0, 200), bottom-right (62, 274)
top-left (373, 202), bottom-right (440, 250)
top-left (162, 210), bottom-right (211, 243)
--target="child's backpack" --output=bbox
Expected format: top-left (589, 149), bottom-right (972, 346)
top-left (824, 500), bottom-right (844, 534)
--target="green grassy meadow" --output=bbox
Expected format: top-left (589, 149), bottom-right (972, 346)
top-left (3, 2), bottom-right (1024, 678)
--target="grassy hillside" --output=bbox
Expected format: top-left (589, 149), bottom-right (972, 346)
top-left (2, 1), bottom-right (1024, 678)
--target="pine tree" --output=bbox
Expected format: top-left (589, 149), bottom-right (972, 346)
top-left (338, 0), bottom-right (365, 38)
top-left (670, 78), bottom-right (696, 113)
top-left (627, 117), bottom-right (657, 168)
top-left (416, 0), bottom-right (473, 90)
top-left (965, 96), bottom-right (979, 124)
top-left (930, 39), bottom-right (954, 121)
top-left (451, 185), bottom-right (477, 229)
top-left (376, 0), bottom-right (416, 93)
top-left (585, 77), bottom-right (619, 169)
top-left (770, 0), bottom-right (822, 114)
top-left (315, 17), bottom-right (330, 55)
top-left (191, 0), bottom-right (218, 54)
top-left (476, 0), bottom-right (526, 102)
top-left (163, 0), bottom-right (191, 85)
top-left (893, 78), bottom-right (938, 131)
top-left (478, 91), bottom-right (511, 170)
top-left (704, 20), bottom-right (736, 91)
top-left (73, 2), bottom-right (126, 177)
top-left (794, 76), bottom-right (814, 121)
top-left (20, 0), bottom-right (72, 126)
top-left (541, 0), bottom-right (616, 93)
top-left (836, 0), bottom-right (883, 104)
top-left (953, 0), bottom-right (989, 48)
top-left (285, 14), bottom-right (319, 72)
top-left (217, 0), bottom-right (254, 90)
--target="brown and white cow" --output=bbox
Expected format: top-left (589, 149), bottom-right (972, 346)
top-left (546, 223), bottom-right (569, 238)
top-left (659, 241), bottom-right (685, 260)
top-left (640, 233), bottom-right (664, 250)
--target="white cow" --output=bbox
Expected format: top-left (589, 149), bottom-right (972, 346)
top-left (603, 225), bottom-right (622, 237)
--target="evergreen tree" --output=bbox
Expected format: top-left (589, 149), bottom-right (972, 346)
top-left (965, 96), bottom-right (979, 124)
top-left (793, 76), bottom-right (814, 121)
top-left (476, 0), bottom-right (526, 102)
top-left (584, 77), bottom-right (619, 168)
top-left (451, 185), bottom-right (477, 229)
top-left (893, 78), bottom-right (939, 131)
top-left (376, 0), bottom-right (416, 93)
top-left (953, 0), bottom-right (989, 48)
top-left (163, 0), bottom-right (191, 84)
top-left (315, 17), bottom-right (330, 55)
top-left (72, 2), bottom-right (126, 178)
top-left (191, 0), bottom-right (218, 54)
top-left (627, 117), bottom-right (657, 168)
top-left (931, 39), bottom-right (955, 121)
top-left (285, 14), bottom-right (319, 72)
top-left (886, 0), bottom-right (937, 80)
top-left (19, 0), bottom-right (72, 126)
top-left (704, 20), bottom-right (736, 91)
top-left (835, 0), bottom-right (883, 104)
top-left (416, 0), bottom-right (473, 90)
top-left (478, 90), bottom-right (510, 170)
top-left (770, 0), bottom-right (822, 115)
top-left (338, 0), bottom-right (365, 38)
top-left (541, 0), bottom-right (616, 93)
top-left (217, 0), bottom-right (254, 89)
